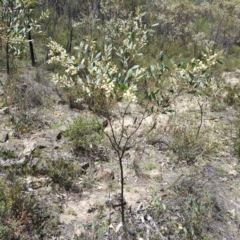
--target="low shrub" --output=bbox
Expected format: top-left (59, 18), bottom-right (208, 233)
top-left (224, 87), bottom-right (240, 107)
top-left (169, 124), bottom-right (215, 165)
top-left (48, 158), bottom-right (83, 192)
top-left (0, 177), bottom-right (60, 239)
top-left (13, 112), bottom-right (45, 134)
top-left (234, 120), bottom-right (240, 158)
top-left (65, 115), bottom-right (104, 155)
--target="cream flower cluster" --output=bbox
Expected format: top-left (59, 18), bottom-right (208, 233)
top-left (47, 41), bottom-right (79, 77)
top-left (111, 14), bottom-right (148, 53)
top-left (123, 39), bottom-right (129, 46)
top-left (87, 61), bottom-right (118, 98)
top-left (65, 64), bottom-right (78, 75)
top-left (47, 41), bottom-right (80, 87)
top-left (191, 53), bottom-right (218, 73)
top-left (47, 41), bottom-right (69, 65)
top-left (52, 73), bottom-right (74, 88)
top-left (47, 37), bottom-right (141, 104)
top-left (101, 76), bottom-right (115, 97)
top-left (122, 84), bottom-right (137, 103)
top-left (108, 64), bottom-right (118, 75)
top-left (85, 36), bottom-right (97, 51)
top-left (177, 52), bottom-right (220, 77)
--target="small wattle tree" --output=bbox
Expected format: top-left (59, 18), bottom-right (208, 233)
top-left (0, 0), bottom-right (49, 74)
top-left (47, 8), bottom-right (222, 225)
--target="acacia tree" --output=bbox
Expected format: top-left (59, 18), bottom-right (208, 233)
top-left (47, 7), bottom-right (222, 227)
top-left (0, 0), bottom-right (49, 74)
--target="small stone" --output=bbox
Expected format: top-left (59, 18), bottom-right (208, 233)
top-left (75, 229), bottom-right (81, 237)
top-left (25, 176), bottom-right (51, 189)
top-left (22, 141), bottom-right (36, 157)
top-left (228, 209), bottom-right (236, 219)
top-left (95, 165), bottom-right (114, 181)
top-left (229, 170), bottom-right (238, 178)
top-left (44, 129), bottom-right (63, 141)
top-left (220, 177), bottom-right (228, 182)
top-left (0, 107), bottom-right (9, 115)
top-left (0, 131), bottom-right (8, 143)
top-left (37, 186), bottom-right (52, 195)
top-left (219, 151), bottom-right (227, 157)
top-left (36, 138), bottom-right (49, 148)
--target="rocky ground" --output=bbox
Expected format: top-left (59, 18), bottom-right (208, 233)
top-left (0, 70), bottom-right (240, 239)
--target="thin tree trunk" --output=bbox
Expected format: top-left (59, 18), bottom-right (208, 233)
top-left (6, 42), bottom-right (10, 74)
top-left (66, 26), bottom-right (73, 53)
top-left (28, 25), bottom-right (35, 67)
top-left (117, 151), bottom-right (125, 224)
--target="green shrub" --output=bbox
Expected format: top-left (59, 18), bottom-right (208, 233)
top-left (234, 121), bottom-right (240, 158)
top-left (224, 87), bottom-right (240, 107)
top-left (48, 158), bottom-right (83, 192)
top-left (0, 148), bottom-right (17, 160)
top-left (65, 115), bottom-right (104, 154)
top-left (145, 162), bottom-right (157, 170)
top-left (210, 98), bottom-right (226, 112)
top-left (0, 177), bottom-right (59, 239)
top-left (13, 112), bottom-right (44, 134)
top-left (169, 124), bottom-right (215, 165)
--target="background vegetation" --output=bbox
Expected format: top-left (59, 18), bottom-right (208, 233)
top-left (1, 0), bottom-right (240, 74)
top-left (0, 0), bottom-right (240, 239)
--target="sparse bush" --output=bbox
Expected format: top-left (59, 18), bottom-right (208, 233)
top-left (148, 0), bottom-right (240, 57)
top-left (148, 195), bottom-right (166, 220)
top-left (0, 148), bottom-right (17, 160)
top-left (169, 124), bottom-right (215, 164)
top-left (224, 87), bottom-right (240, 107)
top-left (221, 45), bottom-right (240, 71)
top-left (145, 162), bottom-right (157, 171)
top-left (181, 193), bottom-right (213, 239)
top-left (13, 112), bottom-right (45, 134)
top-left (145, 191), bottom-right (213, 239)
top-left (0, 176), bottom-right (60, 239)
top-left (24, 157), bottom-right (83, 192)
top-left (234, 119), bottom-right (240, 158)
top-left (48, 158), bottom-right (83, 192)
top-left (210, 98), bottom-right (226, 112)
top-left (65, 115), bottom-right (104, 155)
top-left (3, 73), bottom-right (53, 135)
top-left (6, 157), bottom-right (84, 193)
